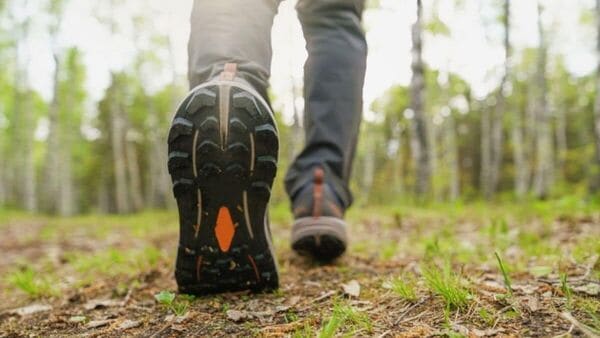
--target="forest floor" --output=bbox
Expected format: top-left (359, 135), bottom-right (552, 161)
top-left (0, 199), bottom-right (599, 337)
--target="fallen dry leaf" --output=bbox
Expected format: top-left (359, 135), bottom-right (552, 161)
top-left (472, 327), bottom-right (506, 337)
top-left (9, 304), bottom-right (52, 316)
top-left (86, 319), bottom-right (112, 329)
top-left (341, 279), bottom-right (361, 298)
top-left (523, 295), bottom-right (540, 312)
top-left (69, 316), bottom-right (87, 323)
top-left (118, 319), bottom-right (141, 330)
top-left (573, 283), bottom-right (600, 296)
top-left (226, 309), bottom-right (251, 322)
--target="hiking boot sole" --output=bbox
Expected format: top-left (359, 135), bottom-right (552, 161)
top-left (168, 79), bottom-right (279, 295)
top-left (291, 216), bottom-right (347, 262)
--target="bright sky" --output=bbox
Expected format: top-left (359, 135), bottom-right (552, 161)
top-left (19, 0), bottom-right (597, 124)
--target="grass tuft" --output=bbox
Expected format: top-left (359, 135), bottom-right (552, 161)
top-left (384, 274), bottom-right (418, 301)
top-left (494, 252), bottom-right (513, 296)
top-left (6, 266), bottom-right (59, 299)
top-left (422, 263), bottom-right (471, 310)
top-left (319, 301), bottom-right (372, 338)
top-left (560, 273), bottom-right (572, 308)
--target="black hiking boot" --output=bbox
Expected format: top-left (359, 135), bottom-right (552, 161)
top-left (290, 167), bottom-right (348, 262)
top-left (167, 63), bottom-right (279, 295)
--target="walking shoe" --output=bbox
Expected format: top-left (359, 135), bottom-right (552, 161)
top-left (290, 168), bottom-right (348, 261)
top-left (167, 63), bottom-right (279, 295)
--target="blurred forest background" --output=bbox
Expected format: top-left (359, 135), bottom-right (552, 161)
top-left (1, 0), bottom-right (600, 215)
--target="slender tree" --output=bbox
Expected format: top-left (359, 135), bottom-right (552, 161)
top-left (410, 0), bottom-right (431, 198)
top-left (43, 0), bottom-right (66, 213)
top-left (9, 1), bottom-right (37, 211)
top-left (482, 0), bottom-right (510, 199)
top-left (593, 0), bottom-right (600, 191)
top-left (446, 108), bottom-right (460, 200)
top-left (532, 2), bottom-right (553, 198)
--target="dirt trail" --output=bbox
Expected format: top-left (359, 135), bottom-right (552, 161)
top-left (0, 209), bottom-right (598, 337)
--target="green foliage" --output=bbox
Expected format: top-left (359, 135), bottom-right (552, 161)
top-left (318, 301), bottom-right (372, 338)
top-left (65, 246), bottom-right (165, 280)
top-left (154, 290), bottom-right (176, 305)
top-left (154, 290), bottom-right (193, 316)
top-left (6, 266), bottom-right (59, 299)
top-left (385, 274), bottom-right (418, 301)
top-left (422, 263), bottom-right (471, 310)
top-left (478, 308), bottom-right (496, 327)
top-left (425, 17), bottom-right (450, 36)
top-left (559, 273), bottom-right (572, 308)
top-left (0, 0), bottom-right (598, 214)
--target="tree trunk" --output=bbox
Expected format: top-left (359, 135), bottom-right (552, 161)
top-left (362, 132), bottom-right (376, 205)
top-left (13, 15), bottom-right (36, 212)
top-left (58, 145), bottom-right (75, 215)
top-left (532, 2), bottom-right (553, 198)
top-left (480, 107), bottom-right (491, 196)
top-left (447, 114), bottom-right (460, 200)
top-left (147, 107), bottom-right (170, 208)
top-left (410, 0), bottom-right (431, 198)
top-left (512, 109), bottom-right (527, 198)
top-left (44, 53), bottom-right (61, 213)
top-left (593, 0), bottom-right (600, 191)
top-left (125, 134), bottom-right (144, 211)
top-left (289, 77), bottom-right (303, 164)
top-left (391, 117), bottom-right (404, 194)
top-left (489, 0), bottom-right (510, 198)
top-left (555, 101), bottom-right (567, 180)
top-left (482, 0), bottom-right (510, 199)
top-left (110, 89), bottom-right (130, 213)
top-left (58, 62), bottom-right (76, 216)
top-left (97, 171), bottom-right (111, 214)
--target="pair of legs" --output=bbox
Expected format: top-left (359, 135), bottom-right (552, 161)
top-left (167, 0), bottom-right (367, 294)
top-left (188, 0), bottom-right (367, 208)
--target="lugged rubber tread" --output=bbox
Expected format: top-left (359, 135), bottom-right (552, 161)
top-left (186, 88), bottom-right (216, 114)
top-left (197, 140), bottom-right (220, 155)
top-left (229, 117), bottom-right (248, 133)
top-left (232, 91), bottom-right (261, 119)
top-left (199, 116), bottom-right (219, 132)
top-left (168, 82), bottom-right (279, 295)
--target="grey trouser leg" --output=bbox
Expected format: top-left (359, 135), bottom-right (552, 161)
top-left (188, 0), bottom-right (280, 100)
top-left (188, 0), bottom-right (367, 209)
top-left (284, 0), bottom-right (367, 209)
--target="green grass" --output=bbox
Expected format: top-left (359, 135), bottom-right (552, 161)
top-left (154, 290), bottom-right (194, 316)
top-left (478, 307), bottom-right (496, 327)
top-left (380, 241), bottom-right (399, 260)
top-left (560, 273), bottom-right (573, 309)
top-left (422, 263), bottom-right (471, 310)
top-left (65, 246), bottom-right (165, 282)
top-left (576, 297), bottom-right (600, 334)
top-left (494, 252), bottom-right (513, 296)
top-left (292, 322), bottom-right (315, 338)
top-left (318, 301), bottom-right (372, 338)
top-left (384, 274), bottom-right (418, 301)
top-left (6, 266), bottom-right (59, 299)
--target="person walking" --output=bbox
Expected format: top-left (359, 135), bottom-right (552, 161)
top-left (167, 0), bottom-right (367, 295)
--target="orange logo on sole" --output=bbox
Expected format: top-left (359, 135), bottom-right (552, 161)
top-left (215, 207), bottom-right (235, 252)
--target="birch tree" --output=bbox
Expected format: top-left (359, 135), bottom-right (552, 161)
top-left (532, 2), bottom-right (553, 198)
top-left (42, 0), bottom-right (66, 213)
top-left (410, 0), bottom-right (431, 198)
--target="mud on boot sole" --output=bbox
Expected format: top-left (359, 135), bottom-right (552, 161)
top-left (168, 79), bottom-right (279, 295)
